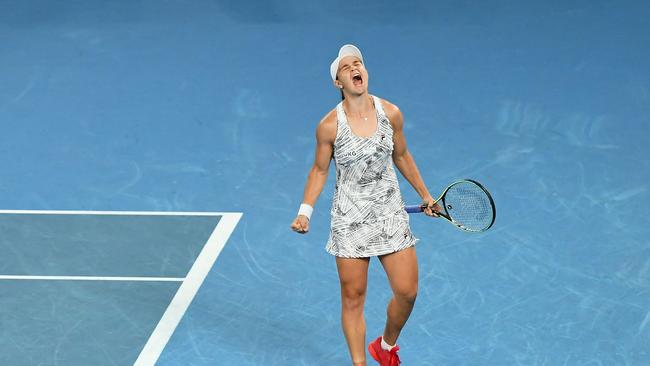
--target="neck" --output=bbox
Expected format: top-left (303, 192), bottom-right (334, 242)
top-left (342, 93), bottom-right (373, 118)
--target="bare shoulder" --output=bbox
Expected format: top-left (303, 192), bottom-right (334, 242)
top-left (378, 98), bottom-right (404, 129)
top-left (316, 108), bottom-right (338, 143)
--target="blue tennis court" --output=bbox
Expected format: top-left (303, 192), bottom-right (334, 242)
top-left (1, 1), bottom-right (649, 365)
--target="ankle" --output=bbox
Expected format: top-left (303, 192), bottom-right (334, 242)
top-left (381, 336), bottom-right (396, 351)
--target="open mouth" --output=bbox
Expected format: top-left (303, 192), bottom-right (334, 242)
top-left (352, 73), bottom-right (363, 86)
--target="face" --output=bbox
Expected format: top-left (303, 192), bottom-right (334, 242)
top-left (335, 56), bottom-right (369, 95)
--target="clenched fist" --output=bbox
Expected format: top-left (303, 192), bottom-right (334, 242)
top-left (291, 215), bottom-right (310, 234)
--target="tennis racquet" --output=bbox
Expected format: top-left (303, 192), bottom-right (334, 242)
top-left (405, 179), bottom-right (496, 232)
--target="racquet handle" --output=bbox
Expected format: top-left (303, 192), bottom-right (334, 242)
top-left (405, 204), bottom-right (447, 220)
top-left (404, 205), bottom-right (425, 213)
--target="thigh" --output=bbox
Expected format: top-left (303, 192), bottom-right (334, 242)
top-left (378, 247), bottom-right (418, 294)
top-left (336, 257), bottom-right (371, 294)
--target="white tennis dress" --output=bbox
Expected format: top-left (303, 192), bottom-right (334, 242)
top-left (326, 96), bottom-right (417, 258)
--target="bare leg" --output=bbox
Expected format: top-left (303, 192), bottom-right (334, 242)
top-left (378, 247), bottom-right (419, 346)
top-left (336, 256), bottom-right (370, 365)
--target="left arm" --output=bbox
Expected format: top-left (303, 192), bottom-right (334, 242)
top-left (384, 100), bottom-right (440, 216)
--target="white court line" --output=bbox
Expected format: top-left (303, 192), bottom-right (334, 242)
top-left (0, 275), bottom-right (184, 282)
top-left (0, 209), bottom-right (231, 216)
top-left (134, 212), bottom-right (242, 366)
top-left (0, 209), bottom-right (243, 366)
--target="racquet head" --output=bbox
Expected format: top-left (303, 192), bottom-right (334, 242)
top-left (437, 179), bottom-right (495, 232)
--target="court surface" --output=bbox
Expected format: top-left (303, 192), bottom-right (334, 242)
top-left (1, 1), bottom-right (649, 365)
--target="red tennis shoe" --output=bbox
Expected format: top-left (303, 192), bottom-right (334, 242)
top-left (368, 336), bottom-right (401, 366)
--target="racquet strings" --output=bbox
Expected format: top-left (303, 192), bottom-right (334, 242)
top-left (443, 181), bottom-right (494, 231)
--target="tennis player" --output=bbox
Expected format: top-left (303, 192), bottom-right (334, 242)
top-left (291, 44), bottom-right (440, 366)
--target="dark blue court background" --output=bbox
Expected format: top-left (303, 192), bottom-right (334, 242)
top-left (1, 1), bottom-right (649, 365)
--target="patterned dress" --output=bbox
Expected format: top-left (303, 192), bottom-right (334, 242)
top-left (326, 96), bottom-right (418, 258)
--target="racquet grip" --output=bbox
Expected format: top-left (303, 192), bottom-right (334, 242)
top-left (404, 205), bottom-right (425, 213)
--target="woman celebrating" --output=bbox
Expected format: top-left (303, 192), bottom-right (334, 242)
top-left (291, 44), bottom-right (439, 366)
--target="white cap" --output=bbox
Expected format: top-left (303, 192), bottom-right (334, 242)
top-left (330, 44), bottom-right (364, 81)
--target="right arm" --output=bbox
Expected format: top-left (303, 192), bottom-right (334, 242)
top-left (291, 111), bottom-right (337, 234)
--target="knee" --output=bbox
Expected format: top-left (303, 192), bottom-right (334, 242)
top-left (341, 287), bottom-right (366, 311)
top-left (394, 285), bottom-right (418, 305)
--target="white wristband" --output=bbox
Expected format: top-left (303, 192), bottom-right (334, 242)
top-left (298, 203), bottom-right (313, 220)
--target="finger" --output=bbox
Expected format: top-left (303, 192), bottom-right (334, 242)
top-left (426, 202), bottom-right (440, 217)
top-left (431, 203), bottom-right (442, 217)
top-left (299, 220), bottom-right (309, 232)
top-left (291, 222), bottom-right (302, 232)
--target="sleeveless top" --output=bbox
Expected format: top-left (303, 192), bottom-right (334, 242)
top-left (325, 95), bottom-right (417, 258)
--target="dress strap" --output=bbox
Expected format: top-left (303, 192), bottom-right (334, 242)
top-left (335, 101), bottom-right (351, 137)
top-left (335, 102), bottom-right (346, 123)
top-left (371, 95), bottom-right (385, 117)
